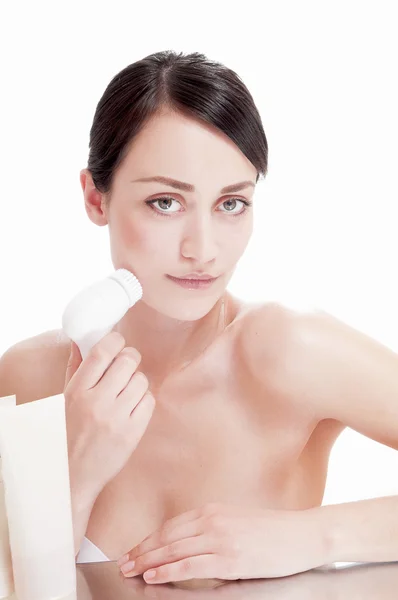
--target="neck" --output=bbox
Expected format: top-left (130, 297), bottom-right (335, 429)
top-left (114, 293), bottom-right (228, 388)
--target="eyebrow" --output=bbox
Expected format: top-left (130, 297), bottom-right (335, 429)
top-left (130, 175), bottom-right (255, 194)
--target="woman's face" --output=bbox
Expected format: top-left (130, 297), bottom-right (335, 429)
top-left (83, 109), bottom-right (258, 321)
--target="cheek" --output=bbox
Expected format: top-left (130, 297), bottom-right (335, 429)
top-left (116, 217), bottom-right (143, 249)
top-left (225, 221), bottom-right (253, 258)
top-left (112, 216), bottom-right (173, 256)
top-left (110, 213), bottom-right (252, 264)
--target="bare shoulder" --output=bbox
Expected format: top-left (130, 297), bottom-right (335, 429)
top-left (237, 300), bottom-right (322, 389)
top-left (238, 300), bottom-right (298, 366)
top-left (0, 329), bottom-right (71, 404)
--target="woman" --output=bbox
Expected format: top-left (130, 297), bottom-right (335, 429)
top-left (1, 50), bottom-right (398, 587)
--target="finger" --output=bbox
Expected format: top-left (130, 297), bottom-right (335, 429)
top-left (143, 554), bottom-right (225, 585)
top-left (137, 507), bottom-right (202, 551)
top-left (117, 374), bottom-right (153, 419)
top-left (96, 347), bottom-right (142, 398)
top-left (123, 514), bottom-right (204, 564)
top-left (121, 535), bottom-right (212, 578)
top-left (126, 391), bottom-right (156, 439)
top-left (64, 341), bottom-right (82, 388)
top-left (71, 331), bottom-right (126, 390)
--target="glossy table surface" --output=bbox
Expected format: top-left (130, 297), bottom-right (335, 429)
top-left (76, 560), bottom-right (398, 599)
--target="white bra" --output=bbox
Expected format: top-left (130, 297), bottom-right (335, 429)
top-left (76, 536), bottom-right (110, 563)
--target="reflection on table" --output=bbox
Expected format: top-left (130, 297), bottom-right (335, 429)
top-left (77, 560), bottom-right (398, 599)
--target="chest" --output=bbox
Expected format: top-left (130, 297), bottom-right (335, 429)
top-left (86, 356), bottom-right (321, 560)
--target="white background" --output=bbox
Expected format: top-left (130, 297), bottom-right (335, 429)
top-left (1, 1), bottom-right (397, 505)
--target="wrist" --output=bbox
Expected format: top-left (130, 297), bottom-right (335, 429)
top-left (300, 506), bottom-right (337, 567)
top-left (68, 480), bottom-right (100, 558)
top-left (71, 486), bottom-right (97, 515)
top-left (68, 471), bottom-right (101, 515)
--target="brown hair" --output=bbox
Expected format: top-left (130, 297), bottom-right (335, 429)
top-left (87, 50), bottom-right (268, 195)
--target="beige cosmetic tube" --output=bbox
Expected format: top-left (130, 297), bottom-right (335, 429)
top-left (0, 395), bottom-right (16, 599)
top-left (0, 394), bottom-right (76, 600)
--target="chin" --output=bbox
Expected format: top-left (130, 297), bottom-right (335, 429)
top-left (143, 294), bottom-right (221, 322)
top-left (165, 303), bottom-right (217, 322)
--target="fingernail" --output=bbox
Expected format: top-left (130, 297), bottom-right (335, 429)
top-left (128, 347), bottom-right (141, 362)
top-left (121, 560), bottom-right (135, 574)
top-left (117, 553), bottom-right (130, 567)
top-left (144, 569), bottom-right (156, 580)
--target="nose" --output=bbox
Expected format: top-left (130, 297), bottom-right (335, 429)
top-left (180, 213), bottom-right (218, 265)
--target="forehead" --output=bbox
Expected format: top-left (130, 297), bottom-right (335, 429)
top-left (119, 110), bottom-right (257, 187)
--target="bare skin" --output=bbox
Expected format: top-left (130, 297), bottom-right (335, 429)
top-left (0, 295), bottom-right (345, 563)
top-left (0, 108), bottom-right (360, 587)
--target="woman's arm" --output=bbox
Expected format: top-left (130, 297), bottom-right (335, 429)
top-left (312, 494), bottom-right (398, 564)
top-left (0, 335), bottom-right (99, 558)
top-left (243, 303), bottom-right (398, 449)
top-left (0, 330), bottom-right (70, 404)
top-left (70, 485), bottom-right (98, 557)
top-left (273, 308), bottom-right (398, 450)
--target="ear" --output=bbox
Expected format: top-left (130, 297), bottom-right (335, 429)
top-left (80, 168), bottom-right (108, 226)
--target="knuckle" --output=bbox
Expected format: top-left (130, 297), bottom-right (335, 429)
top-left (181, 558), bottom-right (193, 574)
top-left (90, 345), bottom-right (107, 363)
top-left (91, 333), bottom-right (125, 362)
top-left (159, 529), bottom-right (170, 547)
top-left (165, 543), bottom-right (179, 560)
top-left (110, 331), bottom-right (125, 346)
top-left (209, 513), bottom-right (227, 531)
top-left (155, 565), bottom-right (168, 580)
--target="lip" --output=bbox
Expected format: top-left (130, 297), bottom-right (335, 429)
top-left (166, 274), bottom-right (219, 289)
top-left (170, 273), bottom-right (217, 280)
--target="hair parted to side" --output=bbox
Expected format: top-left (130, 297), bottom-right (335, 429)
top-left (87, 50), bottom-right (268, 196)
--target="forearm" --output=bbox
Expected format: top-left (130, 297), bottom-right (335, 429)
top-left (70, 482), bottom-right (99, 558)
top-left (309, 495), bottom-right (398, 564)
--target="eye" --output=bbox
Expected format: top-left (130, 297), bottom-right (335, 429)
top-left (145, 196), bottom-right (252, 217)
top-left (218, 198), bottom-right (251, 215)
top-left (145, 197), bottom-right (181, 215)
